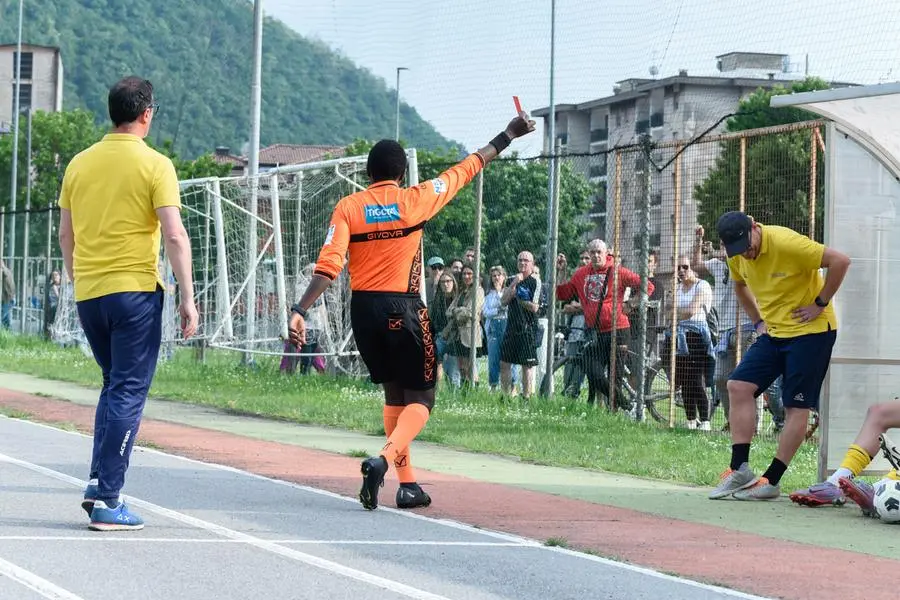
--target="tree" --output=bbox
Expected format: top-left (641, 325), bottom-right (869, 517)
top-left (0, 109), bottom-right (235, 257)
top-left (694, 77), bottom-right (830, 241)
top-left (0, 109), bottom-right (104, 212)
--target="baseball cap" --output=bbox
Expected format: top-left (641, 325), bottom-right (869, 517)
top-left (427, 256), bottom-right (444, 268)
top-left (716, 211), bottom-right (753, 258)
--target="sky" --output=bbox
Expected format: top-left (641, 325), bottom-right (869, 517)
top-left (265, 0), bottom-right (900, 155)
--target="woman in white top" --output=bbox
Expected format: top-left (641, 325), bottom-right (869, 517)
top-left (674, 255), bottom-right (714, 430)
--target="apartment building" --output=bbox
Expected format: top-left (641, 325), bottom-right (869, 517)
top-left (534, 52), bottom-right (851, 272)
top-left (0, 44), bottom-right (64, 133)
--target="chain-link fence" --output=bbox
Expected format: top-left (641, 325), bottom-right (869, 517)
top-left (419, 121), bottom-right (824, 441)
top-left (2, 121), bottom-right (826, 441)
top-left (0, 206), bottom-right (64, 338)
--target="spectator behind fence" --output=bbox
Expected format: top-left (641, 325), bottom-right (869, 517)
top-left (483, 264), bottom-right (519, 391)
top-left (43, 270), bottom-right (61, 339)
top-left (562, 250), bottom-right (591, 398)
top-left (500, 250), bottom-right (541, 398)
top-left (425, 256), bottom-right (444, 307)
top-left (0, 259), bottom-right (14, 329)
top-left (444, 262), bottom-right (484, 387)
top-left (432, 271), bottom-right (461, 387)
top-left (665, 256), bottom-right (715, 430)
top-left (58, 76), bottom-right (198, 530)
top-left (555, 239), bottom-right (652, 408)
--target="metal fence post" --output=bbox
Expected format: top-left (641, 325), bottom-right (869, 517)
top-left (735, 136), bottom-right (747, 364)
top-left (634, 137), bottom-right (653, 421)
top-left (470, 170), bottom-right (485, 384)
top-left (668, 147), bottom-right (683, 428)
top-left (809, 127), bottom-right (818, 239)
top-left (542, 141), bottom-right (563, 397)
top-left (609, 152), bottom-right (624, 412)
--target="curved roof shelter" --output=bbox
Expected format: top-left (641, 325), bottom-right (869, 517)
top-left (771, 82), bottom-right (900, 177)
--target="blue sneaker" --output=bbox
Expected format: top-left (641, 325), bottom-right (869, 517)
top-left (81, 480), bottom-right (99, 517)
top-left (89, 500), bottom-right (144, 531)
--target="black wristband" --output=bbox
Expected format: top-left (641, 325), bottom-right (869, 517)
top-left (291, 303), bottom-right (308, 319)
top-left (489, 131), bottom-right (512, 154)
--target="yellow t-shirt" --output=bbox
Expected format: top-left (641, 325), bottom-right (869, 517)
top-left (58, 134), bottom-right (181, 302)
top-left (727, 225), bottom-right (837, 338)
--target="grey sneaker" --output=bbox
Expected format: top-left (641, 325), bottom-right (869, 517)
top-left (709, 463), bottom-right (758, 499)
top-left (732, 477), bottom-right (781, 501)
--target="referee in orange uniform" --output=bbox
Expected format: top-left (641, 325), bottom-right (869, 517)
top-left (289, 110), bottom-right (535, 510)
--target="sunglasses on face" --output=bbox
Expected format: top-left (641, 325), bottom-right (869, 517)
top-left (430, 265), bottom-right (443, 270)
top-left (678, 264), bottom-right (690, 270)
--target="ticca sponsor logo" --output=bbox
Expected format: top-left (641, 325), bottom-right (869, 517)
top-left (364, 203), bottom-right (401, 224)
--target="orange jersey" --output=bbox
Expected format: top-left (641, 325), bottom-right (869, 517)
top-left (314, 153), bottom-right (485, 293)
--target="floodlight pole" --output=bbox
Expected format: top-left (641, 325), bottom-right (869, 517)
top-left (545, 0), bottom-right (557, 247)
top-left (395, 67), bottom-right (408, 141)
top-left (8, 0), bottom-right (24, 261)
top-left (244, 0), bottom-right (263, 365)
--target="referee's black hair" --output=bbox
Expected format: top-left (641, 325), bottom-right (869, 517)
top-left (367, 140), bottom-right (408, 183)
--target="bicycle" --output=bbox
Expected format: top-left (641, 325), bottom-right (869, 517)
top-left (541, 326), bottom-right (676, 423)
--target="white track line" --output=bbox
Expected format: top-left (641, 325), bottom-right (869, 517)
top-left (0, 536), bottom-right (525, 547)
top-left (0, 452), bottom-right (453, 600)
top-left (0, 415), bottom-right (772, 600)
top-left (0, 556), bottom-right (86, 600)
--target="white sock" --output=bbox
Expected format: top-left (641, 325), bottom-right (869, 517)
top-left (827, 467), bottom-right (853, 486)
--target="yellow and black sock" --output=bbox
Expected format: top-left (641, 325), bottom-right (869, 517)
top-left (838, 444), bottom-right (872, 477)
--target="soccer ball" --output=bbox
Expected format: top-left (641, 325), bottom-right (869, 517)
top-left (873, 478), bottom-right (900, 523)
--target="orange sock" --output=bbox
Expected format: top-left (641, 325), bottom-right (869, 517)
top-left (382, 406), bottom-right (416, 483)
top-left (381, 404), bottom-right (430, 479)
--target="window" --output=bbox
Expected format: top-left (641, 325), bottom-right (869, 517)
top-left (11, 83), bottom-right (32, 113)
top-left (650, 112), bottom-right (664, 128)
top-left (635, 119), bottom-right (649, 135)
top-left (590, 128), bottom-right (609, 143)
top-left (12, 52), bottom-right (33, 80)
top-left (651, 192), bottom-right (662, 206)
top-left (589, 155), bottom-right (608, 178)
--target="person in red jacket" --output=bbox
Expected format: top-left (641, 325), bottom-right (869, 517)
top-left (556, 239), bottom-right (654, 408)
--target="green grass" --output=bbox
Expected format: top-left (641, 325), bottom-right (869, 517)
top-left (346, 449), bottom-right (370, 458)
top-left (0, 332), bottom-right (818, 490)
top-left (0, 406), bottom-right (32, 420)
top-left (544, 537), bottom-right (569, 548)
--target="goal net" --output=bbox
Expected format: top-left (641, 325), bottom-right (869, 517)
top-left (51, 150), bottom-right (419, 378)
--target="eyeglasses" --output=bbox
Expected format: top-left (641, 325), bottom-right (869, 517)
top-left (147, 102), bottom-right (160, 117)
top-left (677, 264), bottom-right (690, 270)
top-left (430, 265), bottom-right (443, 270)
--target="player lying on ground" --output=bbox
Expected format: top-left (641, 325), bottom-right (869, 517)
top-left (789, 400), bottom-right (900, 517)
top-left (288, 109), bottom-right (535, 511)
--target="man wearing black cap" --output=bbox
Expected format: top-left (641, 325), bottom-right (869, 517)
top-left (708, 211), bottom-right (851, 501)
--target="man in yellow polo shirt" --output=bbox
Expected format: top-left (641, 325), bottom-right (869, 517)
top-left (709, 211), bottom-right (850, 501)
top-left (58, 76), bottom-right (198, 531)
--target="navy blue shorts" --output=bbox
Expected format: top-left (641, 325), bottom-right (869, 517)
top-left (728, 328), bottom-right (836, 410)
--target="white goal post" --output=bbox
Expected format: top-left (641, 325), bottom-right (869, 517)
top-left (51, 149), bottom-right (421, 378)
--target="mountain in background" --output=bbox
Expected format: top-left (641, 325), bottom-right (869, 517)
top-left (0, 0), bottom-right (459, 158)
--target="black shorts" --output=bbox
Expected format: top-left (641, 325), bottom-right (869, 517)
top-left (500, 327), bottom-right (538, 367)
top-left (351, 292), bottom-right (436, 390)
top-left (729, 328), bottom-right (836, 410)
